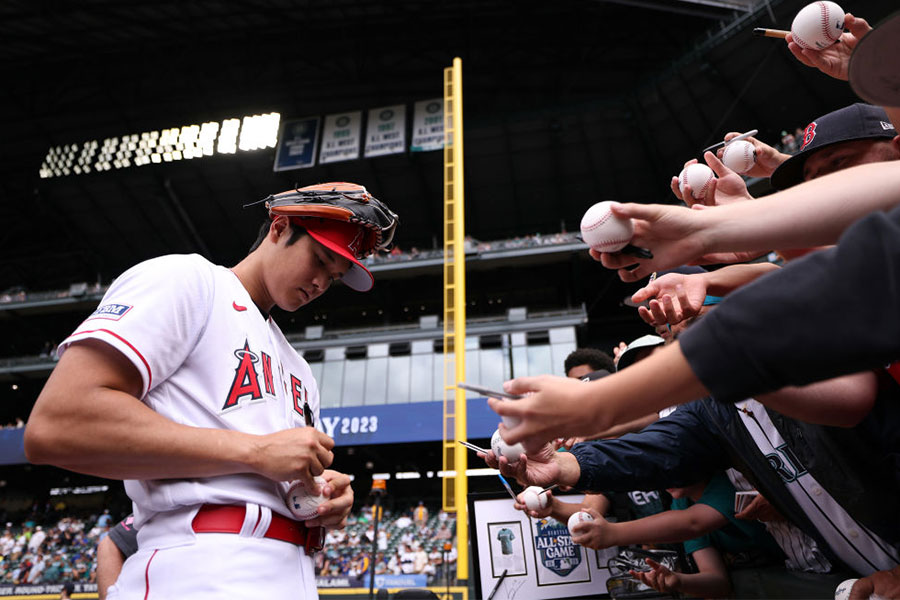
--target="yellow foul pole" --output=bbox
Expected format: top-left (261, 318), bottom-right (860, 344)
top-left (441, 56), bottom-right (468, 582)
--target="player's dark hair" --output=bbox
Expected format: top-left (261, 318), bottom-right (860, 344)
top-left (249, 218), bottom-right (307, 253)
top-left (564, 348), bottom-right (615, 374)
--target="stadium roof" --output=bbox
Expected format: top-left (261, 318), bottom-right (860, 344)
top-left (0, 0), bottom-right (892, 291)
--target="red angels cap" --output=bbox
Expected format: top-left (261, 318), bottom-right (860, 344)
top-left (300, 218), bottom-right (375, 292)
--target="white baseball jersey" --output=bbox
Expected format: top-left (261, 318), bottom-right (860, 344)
top-left (59, 254), bottom-right (320, 534)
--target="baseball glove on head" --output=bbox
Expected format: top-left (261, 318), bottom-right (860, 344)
top-left (265, 182), bottom-right (399, 259)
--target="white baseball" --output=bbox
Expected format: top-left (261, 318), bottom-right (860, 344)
top-left (580, 201), bottom-right (634, 253)
top-left (722, 140), bottom-right (757, 174)
top-left (522, 486), bottom-right (549, 512)
top-left (284, 475), bottom-right (327, 520)
top-left (678, 163), bottom-right (716, 200)
top-left (491, 429), bottom-right (525, 464)
top-left (567, 510), bottom-right (593, 535)
top-left (791, 1), bottom-right (844, 50)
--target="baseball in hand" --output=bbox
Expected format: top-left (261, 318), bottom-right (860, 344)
top-left (522, 486), bottom-right (549, 512)
top-left (678, 163), bottom-right (716, 200)
top-left (491, 429), bottom-right (525, 464)
top-left (567, 510), bottom-right (594, 535)
top-left (284, 475), bottom-right (327, 520)
top-left (791, 1), bottom-right (844, 50)
top-left (580, 201), bottom-right (634, 253)
top-left (722, 140), bottom-right (757, 174)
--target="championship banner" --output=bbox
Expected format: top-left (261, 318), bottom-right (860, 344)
top-left (364, 105), bottom-right (406, 158)
top-left (410, 98), bottom-right (444, 152)
top-left (273, 116), bottom-right (321, 171)
top-left (319, 112), bottom-right (362, 164)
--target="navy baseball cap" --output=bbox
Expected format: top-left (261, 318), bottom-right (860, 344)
top-left (770, 103), bottom-right (897, 190)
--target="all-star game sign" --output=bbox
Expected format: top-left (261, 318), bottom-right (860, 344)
top-left (533, 518), bottom-right (583, 577)
top-left (469, 493), bottom-right (613, 599)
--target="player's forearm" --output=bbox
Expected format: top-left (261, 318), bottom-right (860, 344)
top-left (704, 262), bottom-right (780, 296)
top-left (703, 161), bottom-right (900, 253)
top-left (756, 370), bottom-right (877, 427)
top-left (26, 386), bottom-right (259, 480)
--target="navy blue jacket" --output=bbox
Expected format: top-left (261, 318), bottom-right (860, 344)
top-left (570, 397), bottom-right (900, 573)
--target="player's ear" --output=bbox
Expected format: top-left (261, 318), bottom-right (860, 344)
top-left (270, 216), bottom-right (291, 242)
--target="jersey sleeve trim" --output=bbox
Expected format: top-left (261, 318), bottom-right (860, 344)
top-left (64, 328), bottom-right (153, 396)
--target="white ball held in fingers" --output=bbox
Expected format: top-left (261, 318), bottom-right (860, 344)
top-left (285, 475), bottom-right (327, 520)
top-left (491, 429), bottom-right (525, 464)
top-left (567, 510), bottom-right (594, 535)
top-left (791, 1), bottom-right (844, 50)
top-left (722, 140), bottom-right (757, 174)
top-left (580, 201), bottom-right (634, 253)
top-left (522, 486), bottom-right (549, 512)
top-left (678, 163), bottom-right (716, 200)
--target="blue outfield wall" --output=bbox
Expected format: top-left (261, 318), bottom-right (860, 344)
top-left (320, 397), bottom-right (500, 446)
top-left (0, 398), bottom-right (499, 464)
top-left (0, 428), bottom-right (27, 465)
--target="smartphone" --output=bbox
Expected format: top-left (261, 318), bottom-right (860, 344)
top-left (457, 382), bottom-right (523, 400)
top-left (734, 490), bottom-right (759, 513)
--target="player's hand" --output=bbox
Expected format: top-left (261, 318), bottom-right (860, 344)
top-left (250, 427), bottom-right (334, 486)
top-left (591, 203), bottom-right (709, 282)
top-left (612, 341), bottom-right (628, 366)
top-left (304, 469), bottom-right (353, 529)
top-left (718, 133), bottom-right (790, 178)
top-left (514, 489), bottom-right (555, 519)
top-left (630, 558), bottom-right (681, 594)
top-left (786, 13), bottom-right (872, 82)
top-left (734, 493), bottom-right (785, 523)
top-left (479, 443), bottom-right (563, 488)
top-left (849, 565), bottom-right (900, 600)
top-left (569, 508), bottom-right (613, 550)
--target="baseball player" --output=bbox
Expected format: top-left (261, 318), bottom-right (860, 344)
top-left (24, 182), bottom-right (398, 599)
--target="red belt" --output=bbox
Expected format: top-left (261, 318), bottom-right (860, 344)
top-left (192, 505), bottom-right (325, 553)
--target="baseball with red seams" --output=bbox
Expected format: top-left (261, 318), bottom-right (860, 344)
top-left (491, 428), bottom-right (525, 464)
top-left (722, 140), bottom-right (757, 174)
top-left (791, 1), bottom-right (844, 50)
top-left (679, 163), bottom-right (716, 200)
top-left (567, 510), bottom-right (594, 535)
top-left (522, 486), bottom-right (549, 512)
top-left (580, 201), bottom-right (634, 252)
top-left (285, 475), bottom-right (327, 520)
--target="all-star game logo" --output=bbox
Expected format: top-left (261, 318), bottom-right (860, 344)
top-left (533, 518), bottom-right (582, 577)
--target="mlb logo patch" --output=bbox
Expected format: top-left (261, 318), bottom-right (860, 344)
top-left (88, 303), bottom-right (133, 321)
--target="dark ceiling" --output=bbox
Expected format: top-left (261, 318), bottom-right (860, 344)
top-left (1, 0), bottom-right (895, 293)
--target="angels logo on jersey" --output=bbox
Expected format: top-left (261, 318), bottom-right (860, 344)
top-left (223, 339), bottom-right (310, 421)
top-left (224, 339), bottom-right (275, 411)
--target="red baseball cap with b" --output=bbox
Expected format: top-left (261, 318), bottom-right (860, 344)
top-left (299, 218), bottom-right (375, 292)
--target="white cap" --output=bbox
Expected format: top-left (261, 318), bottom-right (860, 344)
top-left (616, 334), bottom-right (666, 372)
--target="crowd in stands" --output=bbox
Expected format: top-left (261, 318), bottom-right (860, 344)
top-left (0, 503), bottom-right (455, 587)
top-left (0, 511), bottom-right (108, 586)
top-left (315, 503), bottom-right (457, 585)
top-left (2, 418), bottom-right (24, 430)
